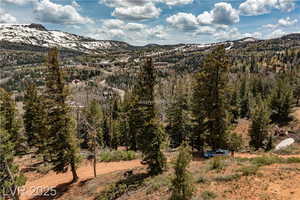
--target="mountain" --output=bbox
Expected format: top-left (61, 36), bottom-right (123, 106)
top-left (0, 24), bottom-right (132, 53)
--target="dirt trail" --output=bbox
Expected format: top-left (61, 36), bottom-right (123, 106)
top-left (21, 160), bottom-right (142, 200)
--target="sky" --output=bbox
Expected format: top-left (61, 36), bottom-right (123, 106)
top-left (0, 0), bottom-right (299, 46)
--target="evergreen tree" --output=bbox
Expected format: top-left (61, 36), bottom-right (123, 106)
top-left (170, 143), bottom-right (194, 200)
top-left (23, 83), bottom-right (47, 149)
top-left (0, 105), bottom-right (26, 200)
top-left (166, 86), bottom-right (187, 148)
top-left (249, 97), bottom-right (271, 150)
top-left (227, 133), bottom-right (243, 156)
top-left (84, 100), bottom-right (103, 177)
top-left (270, 77), bottom-right (293, 122)
top-left (102, 116), bottom-right (111, 148)
top-left (239, 75), bottom-right (251, 118)
top-left (132, 57), bottom-right (166, 175)
top-left (192, 46), bottom-right (230, 150)
top-left (44, 48), bottom-right (81, 182)
top-left (0, 88), bottom-right (23, 154)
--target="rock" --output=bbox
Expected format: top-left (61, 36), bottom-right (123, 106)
top-left (275, 138), bottom-right (295, 150)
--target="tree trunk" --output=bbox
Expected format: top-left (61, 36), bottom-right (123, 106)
top-left (93, 149), bottom-right (97, 178)
top-left (70, 159), bottom-right (79, 183)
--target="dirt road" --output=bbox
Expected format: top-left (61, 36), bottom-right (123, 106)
top-left (21, 160), bottom-right (142, 200)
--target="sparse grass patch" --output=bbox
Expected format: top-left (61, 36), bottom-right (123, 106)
top-left (208, 157), bottom-right (227, 171)
top-left (196, 176), bottom-right (208, 184)
top-left (214, 174), bottom-right (241, 182)
top-left (99, 150), bottom-right (138, 162)
top-left (237, 165), bottom-right (259, 176)
top-left (36, 163), bottom-right (53, 174)
top-left (274, 145), bottom-right (299, 155)
top-left (201, 191), bottom-right (217, 200)
top-left (97, 173), bottom-right (148, 200)
top-left (251, 156), bottom-right (282, 166)
top-left (145, 174), bottom-right (171, 194)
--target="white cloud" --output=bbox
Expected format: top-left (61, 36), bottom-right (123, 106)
top-left (197, 11), bottom-right (214, 25)
top-left (0, 0), bottom-right (37, 5)
top-left (34, 0), bottom-right (93, 24)
top-left (194, 26), bottom-right (216, 35)
top-left (100, 0), bottom-right (149, 7)
top-left (210, 3), bottom-right (240, 25)
top-left (212, 26), bottom-right (262, 41)
top-left (100, 0), bottom-right (193, 7)
top-left (167, 2), bottom-right (239, 32)
top-left (112, 3), bottom-right (161, 20)
top-left (268, 29), bottom-right (286, 38)
top-left (125, 23), bottom-right (146, 31)
top-left (145, 25), bottom-right (167, 40)
top-left (198, 2), bottom-right (240, 25)
top-left (278, 17), bottom-right (298, 26)
top-left (239, 0), bottom-right (295, 16)
top-left (0, 9), bottom-right (17, 23)
top-left (263, 17), bottom-right (298, 29)
top-left (166, 12), bottom-right (198, 30)
top-left (71, 1), bottom-right (80, 9)
top-left (160, 0), bottom-right (193, 6)
top-left (243, 31), bottom-right (262, 38)
top-left (102, 19), bottom-right (124, 29)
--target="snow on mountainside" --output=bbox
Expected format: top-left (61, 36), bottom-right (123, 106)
top-left (0, 24), bottom-right (131, 53)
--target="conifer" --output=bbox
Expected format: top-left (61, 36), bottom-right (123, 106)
top-left (170, 143), bottom-right (194, 200)
top-left (44, 48), bottom-right (81, 182)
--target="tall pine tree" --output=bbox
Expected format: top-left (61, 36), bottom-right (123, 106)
top-left (249, 97), bottom-right (271, 150)
top-left (0, 94), bottom-right (26, 200)
top-left (131, 57), bottom-right (166, 175)
top-left (44, 48), bottom-right (81, 182)
top-left (192, 45), bottom-right (230, 150)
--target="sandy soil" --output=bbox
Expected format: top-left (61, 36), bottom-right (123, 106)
top-left (21, 160), bottom-right (142, 200)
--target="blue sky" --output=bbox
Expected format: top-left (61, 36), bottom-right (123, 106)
top-left (0, 0), bottom-right (299, 45)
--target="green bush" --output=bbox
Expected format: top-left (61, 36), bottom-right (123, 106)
top-left (237, 165), bottom-right (259, 176)
top-left (99, 150), bottom-right (137, 162)
top-left (209, 157), bottom-right (226, 170)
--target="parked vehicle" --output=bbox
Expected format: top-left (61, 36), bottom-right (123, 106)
top-left (204, 149), bottom-right (230, 158)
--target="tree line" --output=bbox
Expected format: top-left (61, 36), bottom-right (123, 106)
top-left (1, 45), bottom-right (299, 200)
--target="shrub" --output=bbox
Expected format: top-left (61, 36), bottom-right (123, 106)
top-left (237, 165), bottom-right (259, 176)
top-left (201, 191), bottom-right (217, 200)
top-left (99, 150), bottom-right (137, 162)
top-left (170, 144), bottom-right (194, 200)
top-left (209, 157), bottom-right (226, 170)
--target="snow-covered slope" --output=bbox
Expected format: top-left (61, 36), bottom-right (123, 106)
top-left (0, 24), bottom-right (130, 53)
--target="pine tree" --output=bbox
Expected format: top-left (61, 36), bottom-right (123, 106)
top-left (192, 45), bottom-right (230, 150)
top-left (249, 97), bottom-right (271, 150)
top-left (166, 86), bottom-right (187, 148)
top-left (0, 104), bottom-right (26, 200)
top-left (83, 100), bottom-right (103, 177)
top-left (132, 57), bottom-right (166, 175)
top-left (0, 88), bottom-right (23, 154)
top-left (23, 83), bottom-right (43, 148)
top-left (23, 83), bottom-right (48, 158)
top-left (170, 143), bottom-right (194, 200)
top-left (44, 48), bottom-right (81, 182)
top-left (239, 75), bottom-right (250, 118)
top-left (270, 77), bottom-right (293, 122)
top-left (227, 133), bottom-right (243, 156)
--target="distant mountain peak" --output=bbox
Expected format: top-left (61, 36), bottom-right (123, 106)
top-left (26, 23), bottom-right (47, 31)
top-left (0, 24), bottom-right (131, 53)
